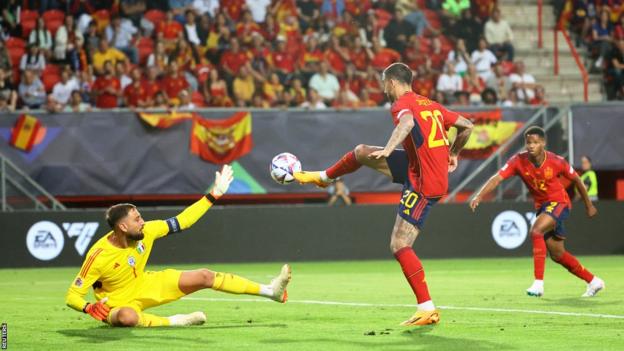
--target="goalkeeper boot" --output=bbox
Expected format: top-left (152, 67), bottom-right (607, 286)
top-left (400, 309), bottom-right (440, 326)
top-left (582, 277), bottom-right (605, 297)
top-left (168, 311), bottom-right (207, 326)
top-left (293, 171), bottom-right (332, 188)
top-left (269, 264), bottom-right (292, 303)
top-left (526, 280), bottom-right (544, 297)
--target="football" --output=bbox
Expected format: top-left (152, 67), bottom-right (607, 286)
top-left (270, 152), bottom-right (302, 184)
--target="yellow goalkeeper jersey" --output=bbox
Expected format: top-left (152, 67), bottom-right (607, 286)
top-left (65, 196), bottom-right (214, 312)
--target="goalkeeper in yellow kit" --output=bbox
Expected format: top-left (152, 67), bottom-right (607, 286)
top-left (65, 165), bottom-right (292, 327)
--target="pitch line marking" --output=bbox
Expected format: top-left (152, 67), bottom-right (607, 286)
top-left (182, 297), bottom-right (624, 320)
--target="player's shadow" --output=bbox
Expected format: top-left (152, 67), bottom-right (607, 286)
top-left (261, 327), bottom-right (515, 351)
top-left (541, 297), bottom-right (616, 308)
top-left (57, 326), bottom-right (214, 345)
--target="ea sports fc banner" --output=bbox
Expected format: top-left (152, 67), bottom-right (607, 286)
top-left (138, 111), bottom-right (194, 128)
top-left (190, 111), bottom-right (253, 164)
top-left (9, 114), bottom-right (42, 152)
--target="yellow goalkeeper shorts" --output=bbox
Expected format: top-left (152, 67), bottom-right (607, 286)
top-left (119, 269), bottom-right (186, 313)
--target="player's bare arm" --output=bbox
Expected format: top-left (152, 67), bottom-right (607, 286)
top-left (470, 174), bottom-right (504, 212)
top-left (448, 116), bottom-right (474, 173)
top-left (369, 114), bottom-right (415, 159)
top-left (571, 174), bottom-right (598, 218)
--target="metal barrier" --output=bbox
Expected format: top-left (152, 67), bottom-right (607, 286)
top-left (0, 154), bottom-right (66, 211)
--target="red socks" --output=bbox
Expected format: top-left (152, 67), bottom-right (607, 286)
top-left (394, 247), bottom-right (431, 303)
top-left (555, 251), bottom-right (594, 283)
top-left (325, 151), bottom-right (361, 179)
top-left (531, 231), bottom-right (546, 280)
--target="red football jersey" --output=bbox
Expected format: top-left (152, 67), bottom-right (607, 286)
top-left (390, 92), bottom-right (460, 197)
top-left (498, 151), bottom-right (577, 208)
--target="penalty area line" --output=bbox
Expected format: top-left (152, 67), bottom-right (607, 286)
top-left (182, 297), bottom-right (624, 320)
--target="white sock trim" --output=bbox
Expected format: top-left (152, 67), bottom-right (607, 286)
top-left (417, 300), bottom-right (435, 311)
top-left (320, 171), bottom-right (330, 182)
top-left (259, 284), bottom-right (273, 298)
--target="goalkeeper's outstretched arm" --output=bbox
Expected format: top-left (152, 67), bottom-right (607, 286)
top-left (148, 164), bottom-right (234, 237)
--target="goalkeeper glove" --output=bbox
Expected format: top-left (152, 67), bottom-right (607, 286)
top-left (211, 164), bottom-right (234, 197)
top-left (83, 297), bottom-right (110, 322)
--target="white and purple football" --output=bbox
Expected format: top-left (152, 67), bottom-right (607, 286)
top-left (270, 152), bottom-right (302, 185)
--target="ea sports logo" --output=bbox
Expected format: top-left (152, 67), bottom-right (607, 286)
top-left (26, 221), bottom-right (65, 261)
top-left (491, 211), bottom-right (528, 249)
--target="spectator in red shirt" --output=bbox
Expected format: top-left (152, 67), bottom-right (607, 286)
top-left (222, 0), bottom-right (247, 21)
top-left (529, 85), bottom-right (548, 106)
top-left (142, 66), bottom-right (161, 104)
top-left (92, 60), bottom-right (122, 109)
top-left (463, 64), bottom-right (486, 104)
top-left (220, 38), bottom-right (251, 79)
top-left (349, 36), bottom-right (372, 73)
top-left (412, 65), bottom-right (434, 98)
top-left (325, 35), bottom-right (350, 75)
top-left (123, 68), bottom-right (149, 108)
top-left (236, 11), bottom-right (263, 45)
top-left (362, 65), bottom-right (384, 104)
top-left (249, 33), bottom-right (271, 76)
top-left (160, 61), bottom-right (190, 102)
top-left (370, 36), bottom-right (402, 71)
top-left (270, 37), bottom-right (296, 81)
top-left (404, 35), bottom-right (428, 70)
top-left (157, 11), bottom-right (184, 49)
top-left (340, 63), bottom-right (363, 97)
top-left (299, 36), bottom-right (324, 76)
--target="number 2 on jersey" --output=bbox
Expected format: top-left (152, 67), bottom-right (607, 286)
top-left (419, 110), bottom-right (449, 148)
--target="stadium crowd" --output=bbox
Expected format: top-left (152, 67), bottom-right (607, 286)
top-left (563, 0), bottom-right (624, 100)
top-left (0, 0), bottom-right (548, 112)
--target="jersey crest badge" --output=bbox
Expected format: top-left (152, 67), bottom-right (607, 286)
top-left (74, 277), bottom-right (83, 287)
top-left (128, 256), bottom-right (136, 267)
top-left (544, 167), bottom-right (553, 179)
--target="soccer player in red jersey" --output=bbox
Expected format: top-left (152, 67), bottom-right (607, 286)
top-left (294, 63), bottom-right (474, 326)
top-left (470, 126), bottom-right (604, 297)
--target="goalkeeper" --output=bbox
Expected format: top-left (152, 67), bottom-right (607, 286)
top-left (65, 165), bottom-right (291, 327)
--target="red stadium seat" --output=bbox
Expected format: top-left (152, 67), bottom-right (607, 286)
top-left (42, 71), bottom-right (61, 93)
top-left (45, 19), bottom-right (64, 36)
top-left (5, 37), bottom-right (26, 49)
top-left (191, 91), bottom-right (206, 107)
top-left (144, 9), bottom-right (166, 24)
top-left (501, 61), bottom-right (515, 75)
top-left (136, 37), bottom-right (154, 65)
top-left (374, 9), bottom-right (392, 28)
top-left (42, 9), bottom-right (65, 24)
top-left (43, 64), bottom-right (61, 75)
top-left (20, 19), bottom-right (36, 39)
top-left (20, 9), bottom-right (39, 23)
top-left (423, 9), bottom-right (441, 30)
top-left (7, 46), bottom-right (25, 67)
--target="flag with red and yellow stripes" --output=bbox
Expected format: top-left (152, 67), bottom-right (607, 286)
top-left (9, 114), bottom-right (42, 152)
top-left (190, 111), bottom-right (253, 164)
top-left (138, 111), bottom-right (194, 128)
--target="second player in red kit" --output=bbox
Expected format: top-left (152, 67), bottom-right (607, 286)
top-left (294, 63), bottom-right (474, 326)
top-left (471, 126), bottom-right (604, 297)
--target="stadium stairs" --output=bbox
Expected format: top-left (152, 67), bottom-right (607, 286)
top-left (499, 0), bottom-right (603, 103)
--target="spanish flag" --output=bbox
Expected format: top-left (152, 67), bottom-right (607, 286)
top-left (138, 111), bottom-right (194, 128)
top-left (9, 114), bottom-right (42, 152)
top-left (447, 121), bottom-right (522, 159)
top-left (190, 111), bottom-right (253, 164)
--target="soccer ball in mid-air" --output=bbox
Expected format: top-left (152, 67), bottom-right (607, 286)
top-left (270, 152), bottom-right (302, 184)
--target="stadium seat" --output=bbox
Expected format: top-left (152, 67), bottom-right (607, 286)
top-left (20, 9), bottom-right (39, 23)
top-left (423, 9), bottom-right (441, 30)
top-left (144, 9), bottom-right (166, 25)
top-left (92, 9), bottom-right (111, 32)
top-left (136, 37), bottom-right (154, 65)
top-left (5, 37), bottom-right (26, 49)
top-left (20, 19), bottom-right (36, 39)
top-left (42, 71), bottom-right (61, 93)
top-left (43, 64), bottom-right (61, 75)
top-left (45, 19), bottom-right (64, 36)
top-left (7, 46), bottom-right (25, 67)
top-left (374, 9), bottom-right (392, 29)
top-left (501, 61), bottom-right (515, 75)
top-left (42, 9), bottom-right (65, 24)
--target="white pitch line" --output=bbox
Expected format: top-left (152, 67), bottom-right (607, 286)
top-left (182, 297), bottom-right (624, 320)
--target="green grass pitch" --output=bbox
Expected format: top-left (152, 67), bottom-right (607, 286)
top-left (1, 256), bottom-right (623, 350)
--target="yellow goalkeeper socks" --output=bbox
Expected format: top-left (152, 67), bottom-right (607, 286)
top-left (138, 312), bottom-right (170, 327)
top-left (212, 272), bottom-right (263, 295)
